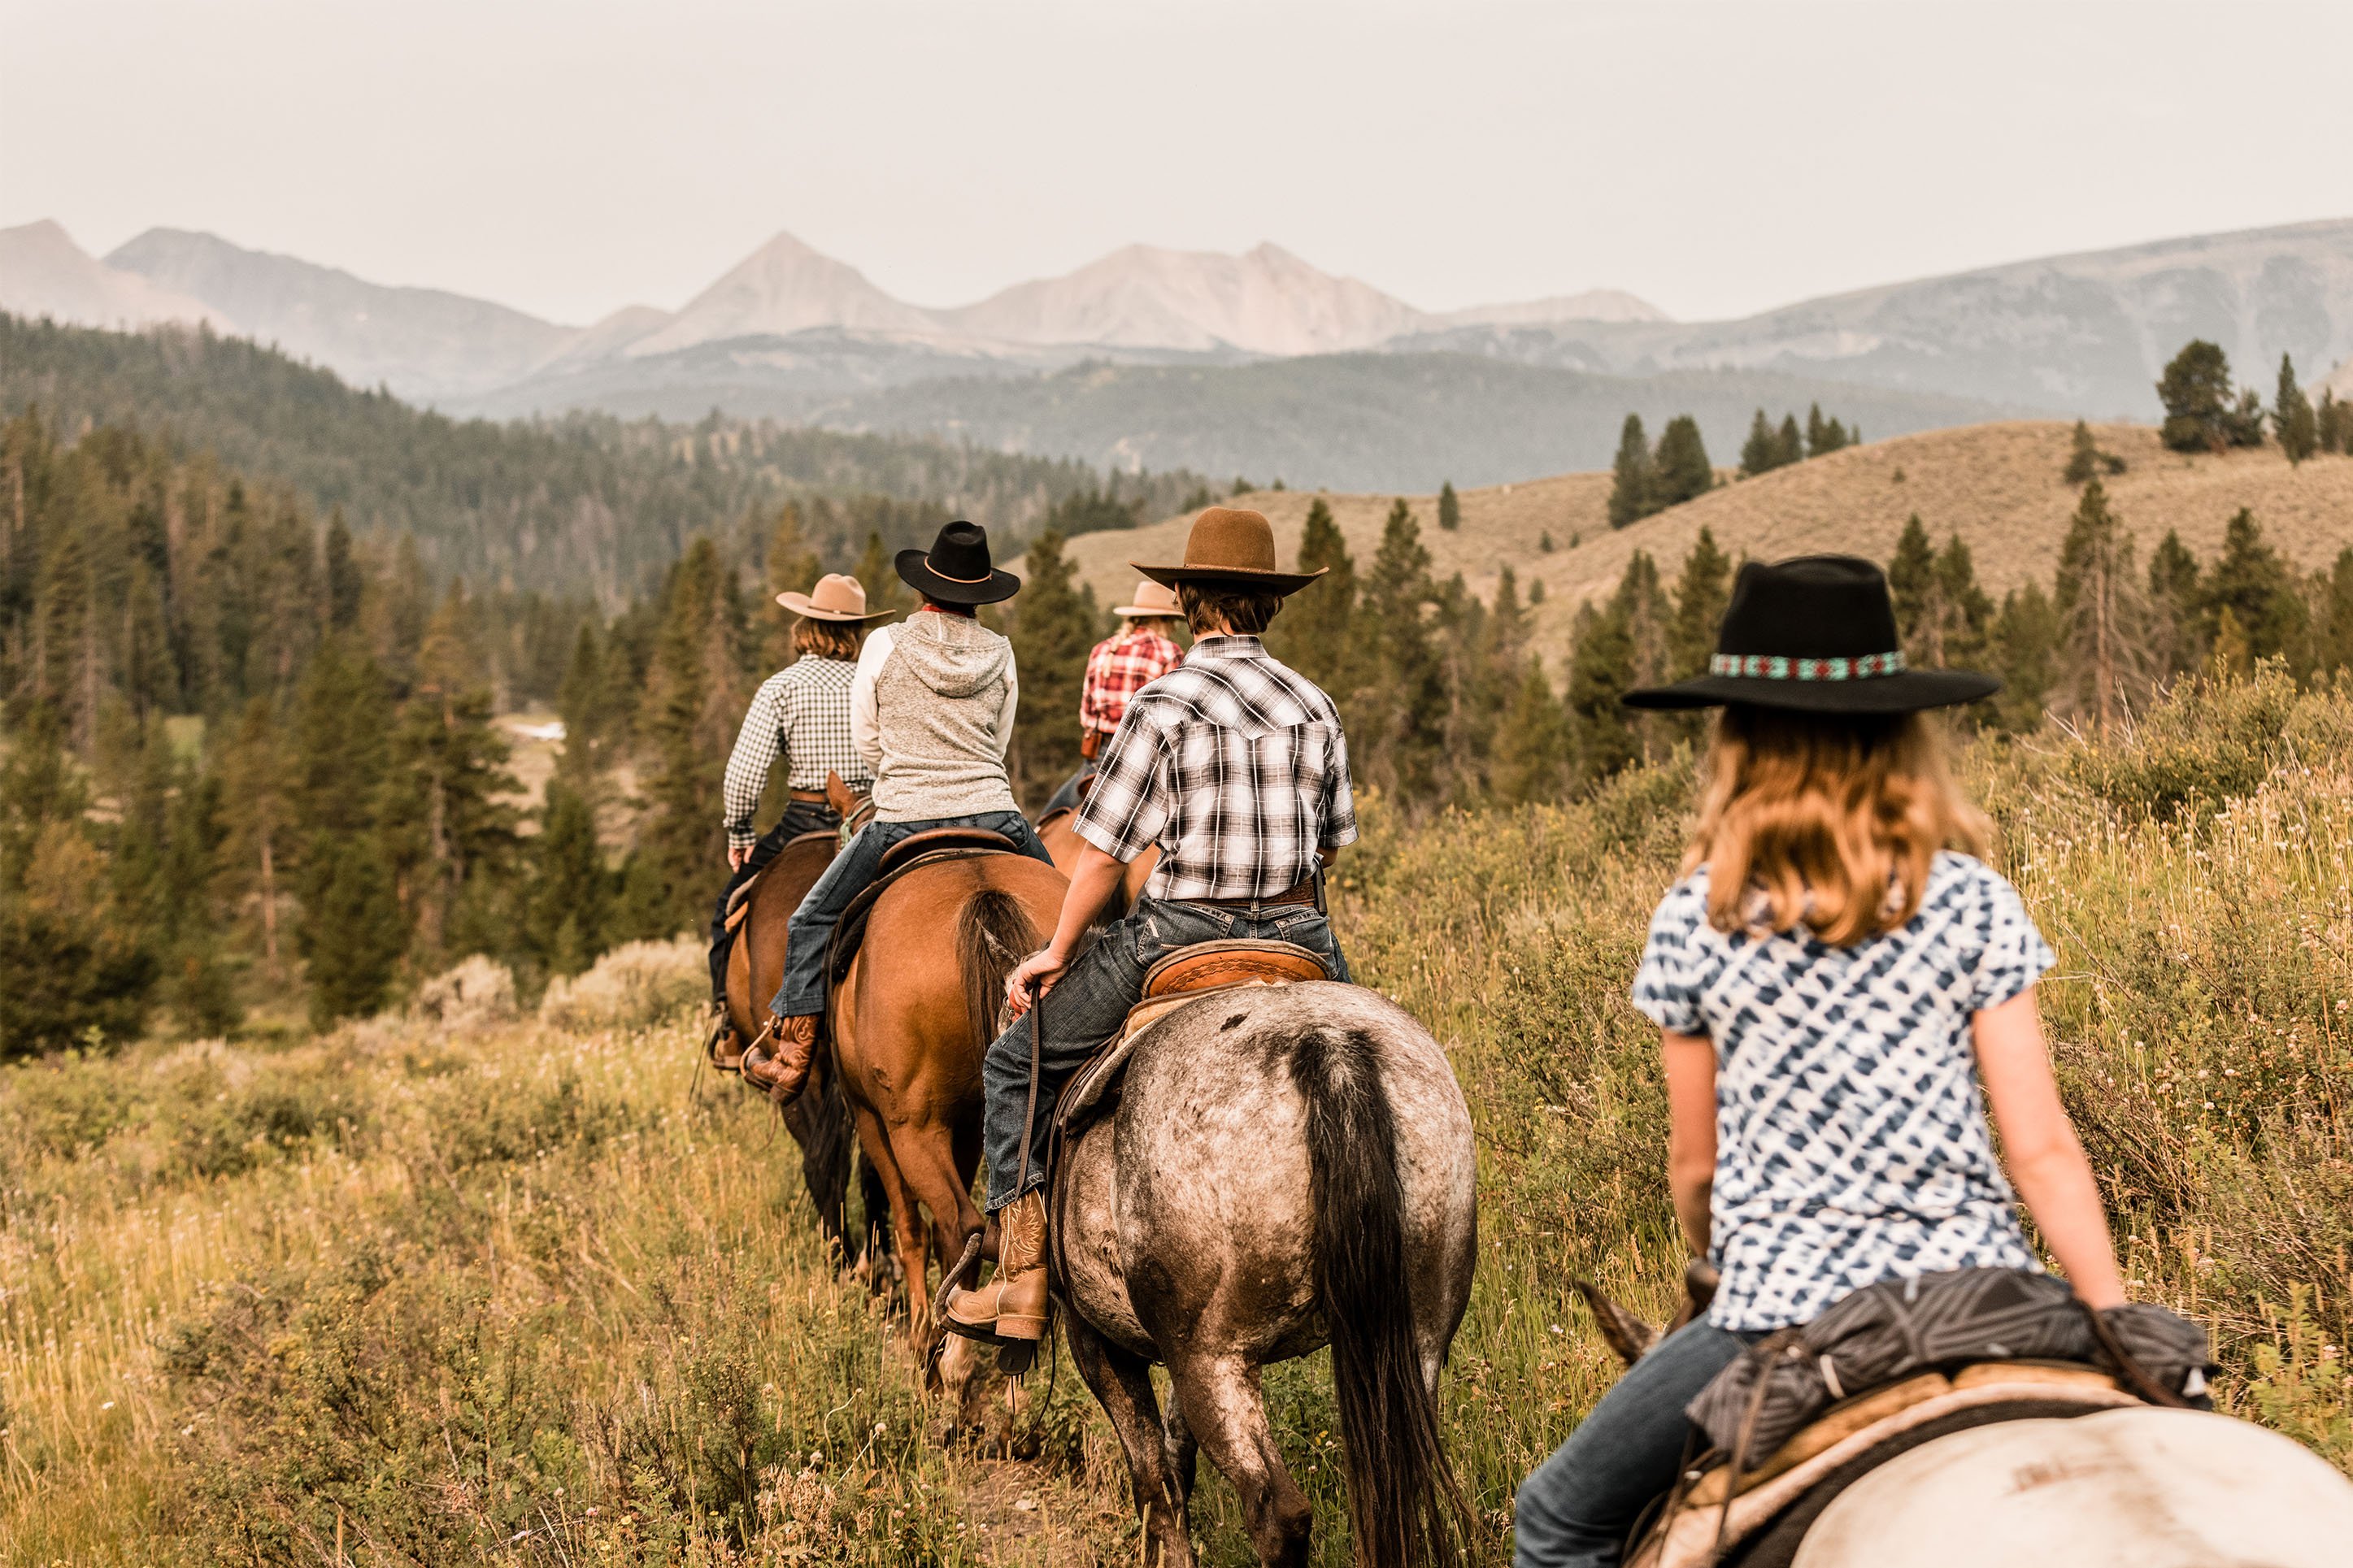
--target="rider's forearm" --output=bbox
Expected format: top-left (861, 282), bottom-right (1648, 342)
top-left (1047, 849), bottom-right (1127, 960)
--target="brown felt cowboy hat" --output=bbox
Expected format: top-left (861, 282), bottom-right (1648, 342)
top-left (1132, 506), bottom-right (1327, 595)
top-left (1111, 580), bottom-right (1184, 619)
top-left (1623, 555), bottom-right (2000, 714)
top-left (775, 572), bottom-right (893, 623)
top-left (896, 521), bottom-right (1021, 606)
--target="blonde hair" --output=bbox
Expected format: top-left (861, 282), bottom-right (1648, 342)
top-left (1685, 706), bottom-right (1988, 945)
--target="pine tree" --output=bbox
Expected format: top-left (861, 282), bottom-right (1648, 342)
top-left (759, 501), bottom-right (824, 670)
top-left (2225, 387), bottom-right (2268, 449)
top-left (216, 696), bottom-right (291, 977)
top-left (852, 531), bottom-right (907, 619)
top-left (1359, 499), bottom-right (1447, 800)
top-left (2274, 354), bottom-right (2319, 465)
top-left (2158, 340), bottom-right (2235, 453)
top-left (1775, 415), bottom-right (1804, 468)
top-left (1805, 404), bottom-right (1849, 457)
top-left (2063, 421), bottom-right (2103, 484)
top-left (1437, 480), bottom-right (1461, 532)
top-left (1270, 497), bottom-right (1362, 702)
top-left (2052, 478), bottom-right (2151, 729)
top-left (303, 832), bottom-right (403, 1026)
top-left (323, 510), bottom-right (364, 631)
top-left (1491, 658), bottom-right (1569, 805)
top-left (2202, 507), bottom-right (2307, 669)
top-left (1887, 515), bottom-right (1939, 654)
top-left (1740, 408), bottom-right (1781, 477)
top-left (1668, 527), bottom-right (1732, 680)
top-left (2313, 546), bottom-right (2353, 678)
top-left (2145, 528), bottom-right (2204, 680)
top-left (529, 780), bottom-right (611, 978)
top-left (2318, 389), bottom-right (2353, 455)
top-left (1651, 416), bottom-right (1714, 508)
top-left (1566, 601), bottom-right (1638, 786)
top-left (1607, 415), bottom-right (1654, 528)
top-left (1006, 530), bottom-right (1101, 807)
top-left (1931, 534), bottom-right (1994, 673)
top-left (1989, 583), bottom-right (2060, 733)
top-left (626, 540), bottom-right (735, 939)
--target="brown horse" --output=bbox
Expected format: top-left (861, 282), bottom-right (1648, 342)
top-left (821, 776), bottom-right (1068, 1398)
top-left (719, 825), bottom-right (893, 1272)
top-left (1037, 800), bottom-right (1157, 914)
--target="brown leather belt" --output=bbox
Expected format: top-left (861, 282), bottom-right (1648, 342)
top-left (1192, 878), bottom-right (1317, 910)
top-left (789, 788), bottom-right (831, 804)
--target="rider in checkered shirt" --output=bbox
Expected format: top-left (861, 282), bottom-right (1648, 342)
top-left (1039, 580), bottom-right (1185, 819)
top-left (944, 508), bottom-right (1355, 1348)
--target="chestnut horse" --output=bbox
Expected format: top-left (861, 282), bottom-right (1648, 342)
top-left (720, 826), bottom-right (892, 1273)
top-left (821, 777), bottom-right (1068, 1395)
top-left (1037, 799), bottom-right (1156, 914)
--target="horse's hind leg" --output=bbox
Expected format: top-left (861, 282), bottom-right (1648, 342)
top-left (1165, 1352), bottom-right (1311, 1567)
top-left (1163, 1396), bottom-right (1198, 1508)
top-left (1067, 1315), bottom-right (1194, 1567)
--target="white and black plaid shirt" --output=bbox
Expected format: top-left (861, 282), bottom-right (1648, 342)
top-left (1072, 635), bottom-right (1357, 901)
top-left (721, 658), bottom-right (871, 851)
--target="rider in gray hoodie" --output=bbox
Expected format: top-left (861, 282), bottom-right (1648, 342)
top-left (751, 522), bottom-right (1057, 1102)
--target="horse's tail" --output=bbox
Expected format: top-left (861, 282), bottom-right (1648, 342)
top-left (781, 1050), bottom-right (856, 1252)
top-left (1293, 1027), bottom-right (1470, 1568)
top-left (955, 886), bottom-right (1038, 1050)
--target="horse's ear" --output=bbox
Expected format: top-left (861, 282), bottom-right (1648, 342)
top-left (1573, 1279), bottom-right (1661, 1367)
top-left (825, 770), bottom-right (855, 815)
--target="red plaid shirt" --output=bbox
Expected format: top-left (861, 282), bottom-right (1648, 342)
top-left (1080, 628), bottom-right (1183, 737)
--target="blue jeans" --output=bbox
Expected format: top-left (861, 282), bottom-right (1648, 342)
top-left (771, 810), bottom-right (1056, 1019)
top-left (1040, 760), bottom-right (1096, 819)
top-left (981, 895), bottom-right (1350, 1212)
top-left (1513, 1321), bottom-right (1755, 1567)
top-left (708, 799), bottom-right (841, 1004)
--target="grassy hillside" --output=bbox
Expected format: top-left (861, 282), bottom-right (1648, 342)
top-left (7, 675), bottom-right (2349, 1565)
top-left (1058, 421), bottom-right (2353, 667)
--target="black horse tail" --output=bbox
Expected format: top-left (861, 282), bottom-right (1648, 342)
top-left (779, 1053), bottom-right (894, 1268)
top-left (956, 887), bottom-right (1038, 1056)
top-left (1293, 1027), bottom-right (1470, 1568)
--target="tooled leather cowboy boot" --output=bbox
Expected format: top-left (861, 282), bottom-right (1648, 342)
top-left (744, 1014), bottom-right (819, 1102)
top-left (944, 1189), bottom-right (1049, 1341)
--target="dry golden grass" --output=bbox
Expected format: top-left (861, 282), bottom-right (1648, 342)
top-left (1055, 423), bottom-right (2353, 669)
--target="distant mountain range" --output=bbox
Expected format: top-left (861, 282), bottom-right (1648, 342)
top-left (5, 215), bottom-right (2351, 489)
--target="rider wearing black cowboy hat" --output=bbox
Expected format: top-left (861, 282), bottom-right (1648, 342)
top-left (759, 523), bottom-right (1059, 1103)
top-left (945, 506), bottom-right (1359, 1346)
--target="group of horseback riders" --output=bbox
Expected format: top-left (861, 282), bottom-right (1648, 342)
top-left (702, 510), bottom-right (2249, 1566)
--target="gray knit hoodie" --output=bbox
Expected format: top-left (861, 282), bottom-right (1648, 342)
top-left (849, 612), bottom-right (1021, 822)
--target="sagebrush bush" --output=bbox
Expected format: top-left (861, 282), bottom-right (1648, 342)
top-left (536, 937), bottom-right (704, 1032)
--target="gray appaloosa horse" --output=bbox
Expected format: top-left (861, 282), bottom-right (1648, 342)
top-left (1052, 981), bottom-right (1481, 1568)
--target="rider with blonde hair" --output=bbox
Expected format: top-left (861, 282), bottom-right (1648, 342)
top-left (1511, 557), bottom-right (2128, 1567)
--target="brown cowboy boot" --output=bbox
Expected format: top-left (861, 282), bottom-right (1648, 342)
top-left (944, 1190), bottom-right (1049, 1341)
top-left (744, 1014), bottom-right (819, 1102)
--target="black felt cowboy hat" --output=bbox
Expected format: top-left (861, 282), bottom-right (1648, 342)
top-left (1623, 554), bottom-right (2000, 713)
top-left (896, 521), bottom-right (1020, 606)
top-left (1132, 506), bottom-right (1327, 595)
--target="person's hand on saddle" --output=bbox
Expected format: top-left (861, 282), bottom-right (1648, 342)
top-left (729, 843), bottom-right (750, 871)
top-left (1003, 946), bottom-right (1072, 1019)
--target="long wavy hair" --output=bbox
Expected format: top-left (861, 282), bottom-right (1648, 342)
top-left (1685, 704), bottom-right (1989, 945)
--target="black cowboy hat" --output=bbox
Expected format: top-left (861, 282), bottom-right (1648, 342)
top-left (896, 521), bottom-right (1020, 606)
top-left (1623, 554), bottom-right (1999, 713)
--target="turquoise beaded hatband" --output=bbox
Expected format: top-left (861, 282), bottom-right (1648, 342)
top-left (1706, 650), bottom-right (1907, 681)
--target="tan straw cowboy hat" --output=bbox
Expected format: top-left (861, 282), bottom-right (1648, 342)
top-left (1111, 580), bottom-right (1185, 619)
top-left (776, 572), bottom-right (893, 623)
top-left (1132, 506), bottom-right (1327, 595)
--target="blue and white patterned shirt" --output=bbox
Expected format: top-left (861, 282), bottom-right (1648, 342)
top-left (1632, 851), bottom-right (2055, 1331)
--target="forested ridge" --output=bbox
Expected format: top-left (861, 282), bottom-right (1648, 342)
top-left (0, 314), bottom-right (1211, 600)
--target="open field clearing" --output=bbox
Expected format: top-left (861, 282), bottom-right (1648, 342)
top-left (1053, 423), bottom-right (2353, 669)
top-left (7, 672), bottom-right (2352, 1565)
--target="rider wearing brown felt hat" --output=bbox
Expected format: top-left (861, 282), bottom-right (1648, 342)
top-left (944, 506), bottom-right (1351, 1345)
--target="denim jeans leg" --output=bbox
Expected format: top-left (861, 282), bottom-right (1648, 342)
top-left (973, 810), bottom-right (1059, 870)
top-left (981, 921), bottom-right (1150, 1210)
top-left (773, 821), bottom-right (902, 1017)
top-left (1512, 1321), bottom-right (1751, 1568)
top-left (710, 801), bottom-right (841, 1001)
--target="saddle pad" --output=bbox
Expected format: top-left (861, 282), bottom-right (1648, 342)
top-left (876, 827), bottom-right (1016, 878)
top-left (1142, 939), bottom-right (1329, 998)
top-left (1630, 1366), bottom-right (2135, 1568)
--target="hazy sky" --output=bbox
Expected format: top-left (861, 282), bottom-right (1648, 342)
top-left (6, 0), bottom-right (2351, 327)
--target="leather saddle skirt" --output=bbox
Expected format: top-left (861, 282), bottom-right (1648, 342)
top-left (1055, 939), bottom-right (1331, 1136)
